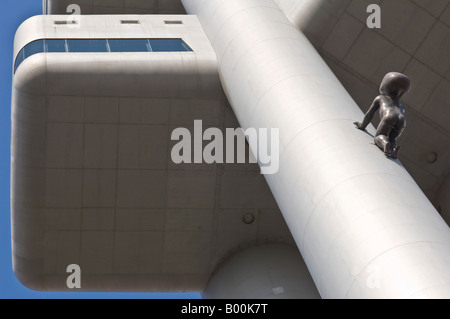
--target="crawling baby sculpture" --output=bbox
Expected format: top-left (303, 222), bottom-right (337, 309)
top-left (354, 72), bottom-right (411, 159)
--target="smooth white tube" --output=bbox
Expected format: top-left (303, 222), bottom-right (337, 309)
top-left (182, 0), bottom-right (450, 298)
top-left (203, 244), bottom-right (320, 299)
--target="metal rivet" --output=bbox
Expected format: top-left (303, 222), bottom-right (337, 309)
top-left (426, 152), bottom-right (438, 164)
top-left (242, 213), bottom-right (255, 224)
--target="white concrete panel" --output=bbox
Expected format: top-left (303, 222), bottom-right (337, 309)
top-left (118, 125), bottom-right (168, 169)
top-left (164, 231), bottom-right (211, 254)
top-left (113, 231), bottom-right (163, 274)
top-left (165, 208), bottom-right (214, 232)
top-left (399, 117), bottom-right (450, 179)
top-left (82, 208), bottom-right (115, 231)
top-left (81, 231), bottom-right (114, 274)
top-left (45, 208), bottom-right (81, 231)
top-left (119, 98), bottom-right (170, 125)
top-left (82, 170), bottom-right (117, 207)
top-left (402, 59), bottom-right (442, 112)
top-left (166, 170), bottom-right (216, 208)
top-left (343, 29), bottom-right (411, 84)
top-left (170, 99), bottom-right (224, 126)
top-left (48, 96), bottom-right (85, 123)
top-left (219, 171), bottom-right (280, 210)
top-left (415, 22), bottom-right (450, 76)
top-left (442, 4), bottom-right (450, 28)
top-left (43, 231), bottom-right (81, 275)
top-left (422, 79), bottom-right (450, 130)
top-left (377, 0), bottom-right (435, 55)
top-left (46, 123), bottom-right (84, 168)
top-left (116, 170), bottom-right (167, 208)
top-left (163, 251), bottom-right (211, 275)
top-left (411, 0), bottom-right (449, 18)
top-left (115, 208), bottom-right (165, 231)
top-left (84, 124), bottom-right (118, 169)
top-left (45, 169), bottom-right (83, 208)
top-left (85, 97), bottom-right (119, 124)
top-left (322, 13), bottom-right (363, 61)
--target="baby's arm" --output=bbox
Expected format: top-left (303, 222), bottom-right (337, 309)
top-left (354, 96), bottom-right (381, 130)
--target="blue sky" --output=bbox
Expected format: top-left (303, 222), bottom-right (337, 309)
top-left (0, 0), bottom-right (200, 299)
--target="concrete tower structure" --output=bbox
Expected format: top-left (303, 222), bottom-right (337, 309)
top-left (11, 0), bottom-right (450, 298)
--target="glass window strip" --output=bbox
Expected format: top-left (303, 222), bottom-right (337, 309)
top-left (14, 48), bottom-right (25, 73)
top-left (148, 39), bottom-right (153, 52)
top-left (105, 39), bottom-right (111, 53)
top-left (23, 39), bottom-right (45, 59)
top-left (44, 39), bottom-right (68, 53)
top-left (14, 38), bottom-right (192, 74)
top-left (67, 39), bottom-right (109, 52)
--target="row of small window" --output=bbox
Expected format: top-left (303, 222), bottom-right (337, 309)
top-left (14, 38), bottom-right (192, 73)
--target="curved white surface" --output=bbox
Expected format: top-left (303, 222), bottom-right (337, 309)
top-left (203, 244), bottom-right (320, 299)
top-left (182, 0), bottom-right (450, 298)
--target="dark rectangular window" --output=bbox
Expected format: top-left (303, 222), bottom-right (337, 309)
top-left (120, 20), bottom-right (140, 24)
top-left (107, 39), bottom-right (150, 52)
top-left (67, 39), bottom-right (109, 52)
top-left (164, 20), bottom-right (183, 25)
top-left (23, 40), bottom-right (45, 58)
top-left (54, 20), bottom-right (78, 25)
top-left (45, 39), bottom-right (67, 52)
top-left (149, 39), bottom-right (192, 52)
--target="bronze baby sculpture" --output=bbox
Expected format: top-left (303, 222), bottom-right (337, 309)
top-left (354, 72), bottom-right (411, 159)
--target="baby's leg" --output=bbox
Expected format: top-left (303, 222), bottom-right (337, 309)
top-left (375, 119), bottom-right (394, 156)
top-left (388, 116), bottom-right (406, 159)
top-left (375, 135), bottom-right (391, 156)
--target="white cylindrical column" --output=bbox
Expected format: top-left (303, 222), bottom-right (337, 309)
top-left (203, 244), bottom-right (320, 299)
top-left (182, 0), bottom-right (450, 298)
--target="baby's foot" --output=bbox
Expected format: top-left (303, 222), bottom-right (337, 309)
top-left (384, 142), bottom-right (392, 158)
top-left (390, 146), bottom-right (400, 159)
top-left (353, 122), bottom-right (363, 130)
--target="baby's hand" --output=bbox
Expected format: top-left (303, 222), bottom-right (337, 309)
top-left (353, 121), bottom-right (363, 130)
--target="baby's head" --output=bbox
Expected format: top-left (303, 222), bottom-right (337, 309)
top-left (379, 72), bottom-right (411, 99)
